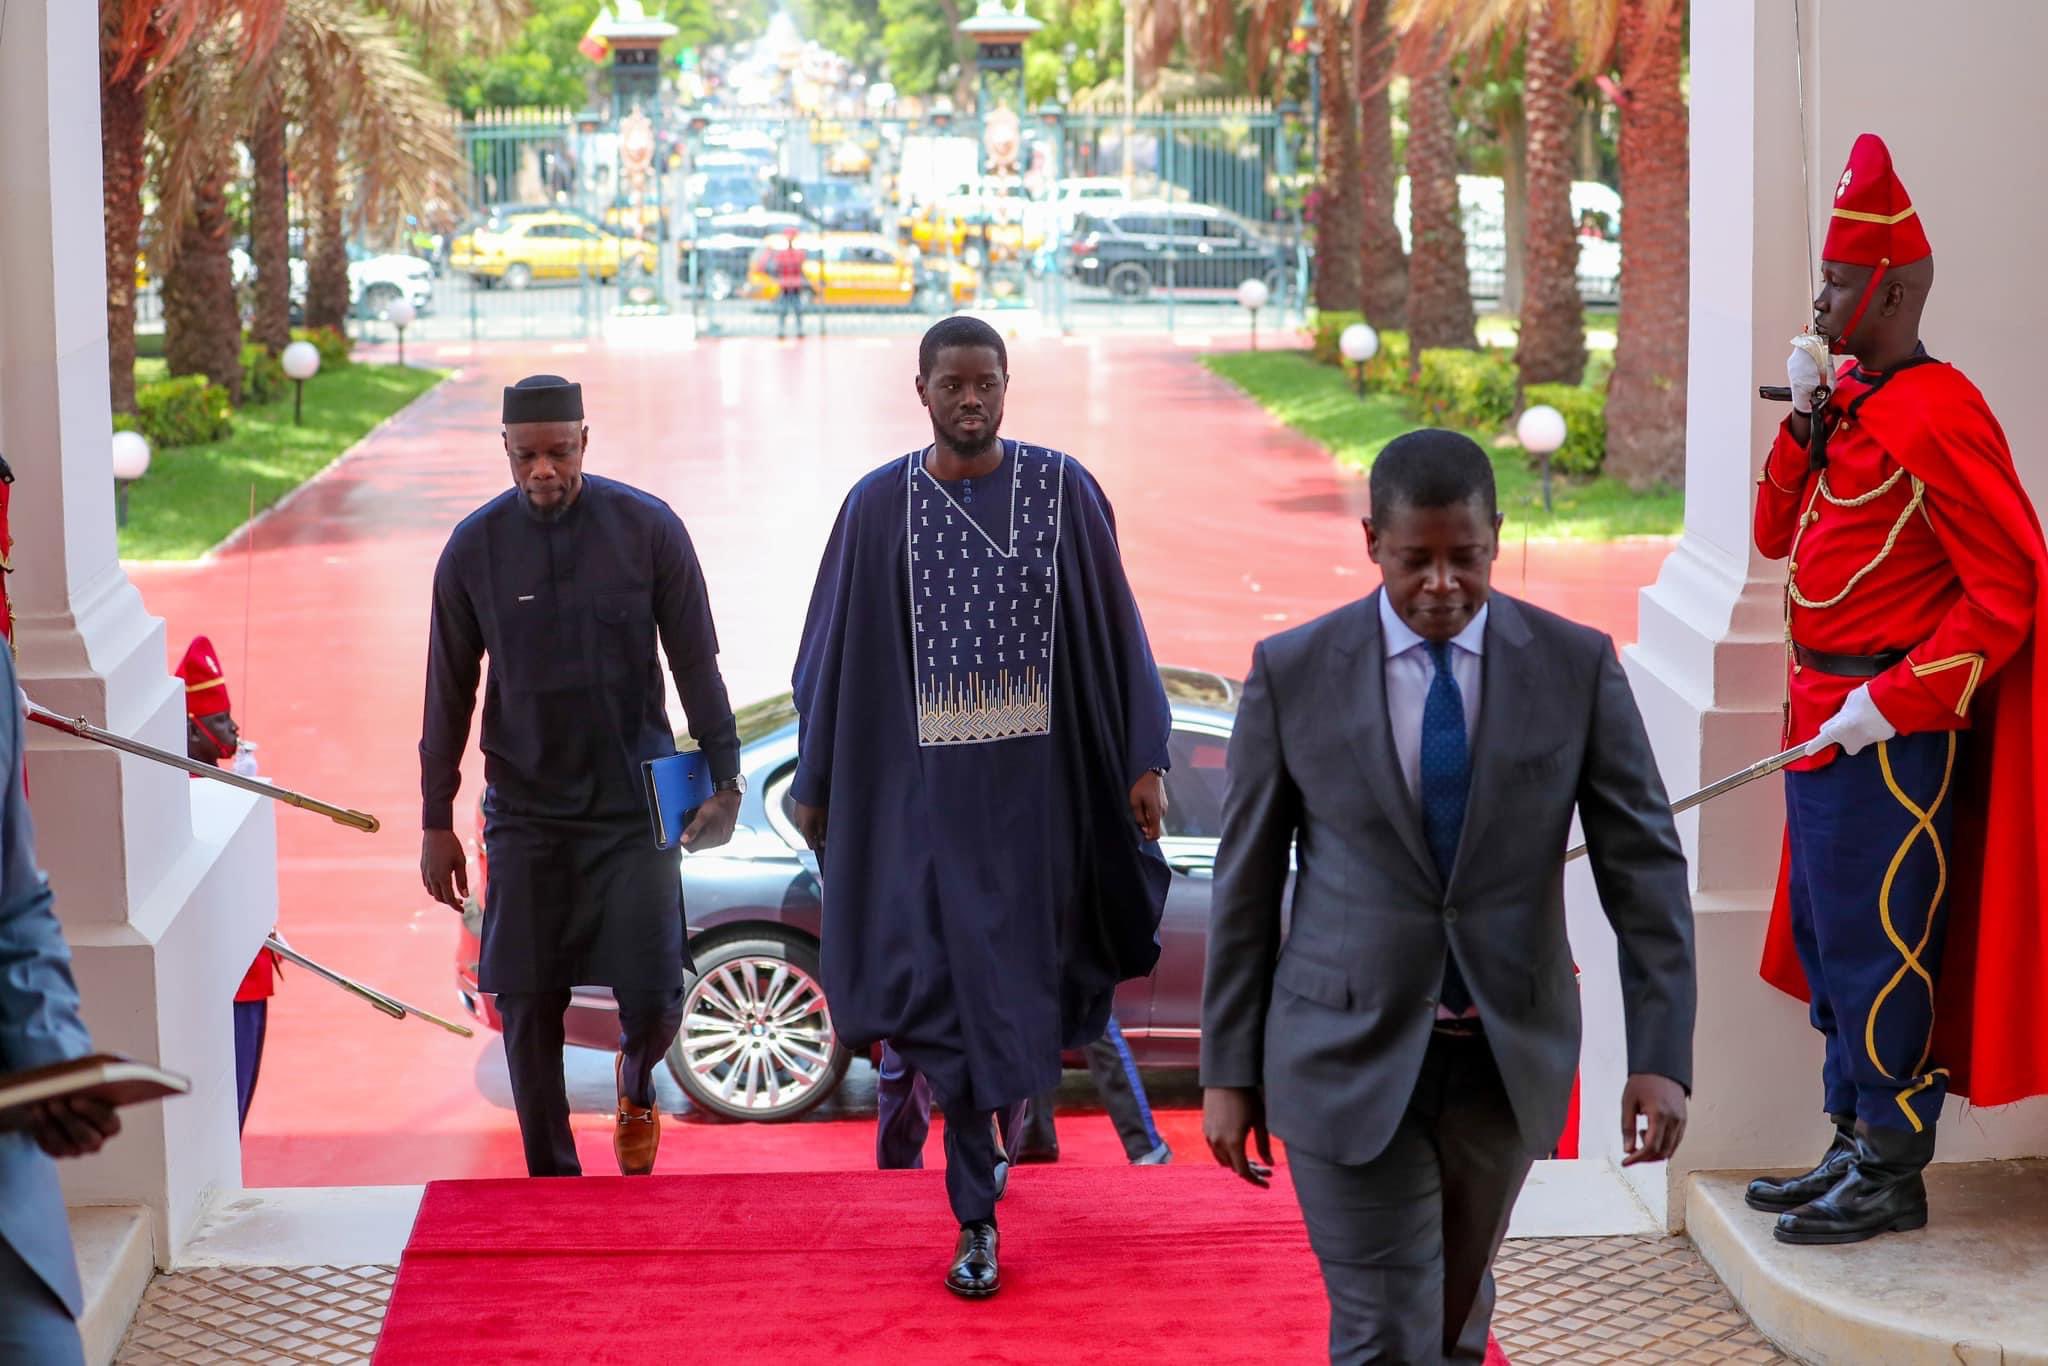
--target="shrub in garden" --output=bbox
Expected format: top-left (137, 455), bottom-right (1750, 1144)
top-left (290, 325), bottom-right (352, 370)
top-left (1309, 311), bottom-right (1410, 393)
top-left (1521, 384), bottom-right (1608, 477)
top-left (1412, 348), bottom-right (1517, 431)
top-left (240, 342), bottom-right (286, 406)
top-left (114, 375), bottom-right (234, 448)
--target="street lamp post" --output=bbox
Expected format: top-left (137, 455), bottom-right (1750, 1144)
top-left (1339, 321), bottom-right (1379, 398)
top-left (1237, 277), bottom-right (1271, 350)
top-left (386, 297), bottom-right (416, 367)
top-left (281, 340), bottom-right (322, 425)
top-left (1517, 403), bottom-right (1568, 514)
top-left (111, 430), bottom-right (151, 528)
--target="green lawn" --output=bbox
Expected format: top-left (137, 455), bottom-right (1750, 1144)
top-left (119, 361), bottom-right (447, 560)
top-left (1202, 350), bottom-right (1683, 541)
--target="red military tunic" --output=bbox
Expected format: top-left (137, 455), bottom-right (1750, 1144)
top-left (1754, 358), bottom-right (2035, 769)
top-left (1755, 356), bottom-right (2048, 1105)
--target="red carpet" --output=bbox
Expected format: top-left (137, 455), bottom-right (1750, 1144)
top-left (375, 1165), bottom-right (1510, 1364)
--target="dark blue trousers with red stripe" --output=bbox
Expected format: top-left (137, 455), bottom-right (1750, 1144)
top-left (1784, 731), bottom-right (1959, 1136)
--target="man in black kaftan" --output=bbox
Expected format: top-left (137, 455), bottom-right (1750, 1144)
top-left (420, 375), bottom-right (743, 1178)
top-left (791, 319), bottom-right (1172, 1298)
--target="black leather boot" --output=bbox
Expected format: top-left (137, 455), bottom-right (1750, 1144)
top-left (1774, 1122), bottom-right (1936, 1245)
top-left (1745, 1114), bottom-right (1856, 1212)
top-left (945, 1221), bottom-right (1000, 1298)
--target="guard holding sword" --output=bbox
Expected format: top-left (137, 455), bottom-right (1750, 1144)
top-left (1749, 134), bottom-right (2048, 1245)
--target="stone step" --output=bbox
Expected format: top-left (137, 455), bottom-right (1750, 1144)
top-left (1689, 1162), bottom-right (2048, 1365)
top-left (68, 1205), bottom-right (153, 1366)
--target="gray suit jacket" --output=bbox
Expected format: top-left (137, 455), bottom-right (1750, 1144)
top-left (0, 648), bottom-right (91, 1316)
top-left (1200, 591), bottom-right (1695, 1165)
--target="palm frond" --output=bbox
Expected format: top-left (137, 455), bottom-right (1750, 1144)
top-left (374, 0), bottom-right (532, 56)
top-left (146, 27), bottom-right (250, 271)
top-left (105, 0), bottom-right (286, 84)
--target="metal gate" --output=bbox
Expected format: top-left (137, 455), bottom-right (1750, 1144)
top-left (370, 100), bottom-right (1307, 345)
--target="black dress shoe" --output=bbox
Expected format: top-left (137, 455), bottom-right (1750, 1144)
top-left (1745, 1115), bottom-right (1856, 1212)
top-left (1775, 1123), bottom-right (1937, 1245)
top-left (945, 1221), bottom-right (1000, 1298)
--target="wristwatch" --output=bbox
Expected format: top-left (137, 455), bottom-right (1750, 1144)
top-left (713, 774), bottom-right (747, 795)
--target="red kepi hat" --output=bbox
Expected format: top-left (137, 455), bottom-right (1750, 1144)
top-left (1821, 133), bottom-right (1931, 351)
top-left (176, 635), bottom-right (231, 718)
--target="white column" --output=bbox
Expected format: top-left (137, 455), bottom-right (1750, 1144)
top-left (1572, 0), bottom-right (2048, 1231)
top-left (0, 0), bottom-right (277, 1260)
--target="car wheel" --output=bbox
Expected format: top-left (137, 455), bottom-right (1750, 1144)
top-left (361, 282), bottom-right (402, 320)
top-left (706, 268), bottom-right (736, 301)
top-left (502, 262), bottom-right (533, 291)
top-left (1107, 262), bottom-right (1151, 300)
top-left (666, 930), bottom-right (851, 1123)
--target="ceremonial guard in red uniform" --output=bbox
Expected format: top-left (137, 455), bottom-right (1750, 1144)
top-left (1751, 134), bottom-right (2048, 1244)
top-left (176, 635), bottom-right (278, 1132)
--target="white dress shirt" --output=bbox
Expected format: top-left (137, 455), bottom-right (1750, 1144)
top-left (1379, 592), bottom-right (1487, 801)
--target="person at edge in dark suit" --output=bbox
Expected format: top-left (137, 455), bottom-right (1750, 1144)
top-left (1200, 430), bottom-right (1697, 1364)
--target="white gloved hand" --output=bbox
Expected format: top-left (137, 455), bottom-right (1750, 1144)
top-left (1787, 343), bottom-right (1825, 415)
top-left (1805, 684), bottom-right (1898, 758)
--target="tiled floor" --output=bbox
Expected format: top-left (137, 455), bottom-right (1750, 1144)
top-left (115, 1237), bottom-right (1782, 1363)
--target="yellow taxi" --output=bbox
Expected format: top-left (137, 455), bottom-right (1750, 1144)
top-left (825, 140), bottom-right (873, 177)
top-left (744, 232), bottom-right (977, 310)
top-left (449, 212), bottom-right (659, 289)
top-left (905, 194), bottom-right (1044, 263)
top-left (600, 199), bottom-right (669, 239)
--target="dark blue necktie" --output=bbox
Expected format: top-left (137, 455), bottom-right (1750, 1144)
top-left (1420, 639), bottom-right (1473, 1015)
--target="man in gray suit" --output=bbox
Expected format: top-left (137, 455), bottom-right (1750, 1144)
top-left (1201, 430), bottom-right (1695, 1364)
top-left (2, 651), bottom-right (121, 1365)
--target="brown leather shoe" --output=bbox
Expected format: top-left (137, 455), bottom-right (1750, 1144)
top-left (614, 1055), bottom-right (660, 1176)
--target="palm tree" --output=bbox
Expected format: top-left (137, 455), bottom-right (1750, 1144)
top-left (1399, 34), bottom-right (1478, 353)
top-left (150, 31), bottom-right (251, 400)
top-left (1518, 0), bottom-right (1586, 384)
top-left (1356, 0), bottom-right (1408, 327)
top-left (101, 0), bottom-right (283, 412)
top-left (1311, 0), bottom-right (1366, 311)
top-left (1595, 0), bottom-right (1686, 487)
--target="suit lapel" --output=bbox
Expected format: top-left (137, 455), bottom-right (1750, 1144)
top-left (1453, 594), bottom-right (1538, 882)
top-left (1330, 592), bottom-right (1440, 889)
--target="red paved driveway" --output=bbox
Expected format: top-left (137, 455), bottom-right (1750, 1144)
top-left (127, 335), bottom-right (1671, 1185)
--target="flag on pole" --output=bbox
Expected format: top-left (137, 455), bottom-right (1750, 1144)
top-left (578, 10), bottom-right (611, 63)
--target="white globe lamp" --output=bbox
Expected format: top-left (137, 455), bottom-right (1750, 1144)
top-left (1516, 403), bottom-right (1569, 513)
top-left (1236, 276), bottom-right (1271, 350)
top-left (111, 429), bottom-right (151, 527)
top-left (281, 340), bottom-right (322, 425)
top-left (385, 297), bottom-right (417, 367)
top-left (1338, 322), bottom-right (1379, 397)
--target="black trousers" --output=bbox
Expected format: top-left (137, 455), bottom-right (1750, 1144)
top-left (874, 1041), bottom-right (1020, 1226)
top-left (496, 988), bottom-right (685, 1177)
top-left (1287, 1031), bottom-right (1532, 1366)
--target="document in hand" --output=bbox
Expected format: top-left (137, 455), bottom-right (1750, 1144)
top-left (642, 750), bottom-right (715, 850)
top-left (0, 1053), bottom-right (190, 1131)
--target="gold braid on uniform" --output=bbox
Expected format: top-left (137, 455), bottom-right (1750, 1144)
top-left (1788, 474), bottom-right (1925, 612)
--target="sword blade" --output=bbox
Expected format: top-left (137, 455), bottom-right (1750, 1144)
top-left (265, 936), bottom-right (475, 1037)
top-left (1564, 742), bottom-right (1810, 864)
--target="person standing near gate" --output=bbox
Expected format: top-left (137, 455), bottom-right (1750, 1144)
top-left (773, 228), bottom-right (809, 340)
top-left (1202, 431), bottom-right (1696, 1363)
top-left (420, 374), bottom-right (744, 1178)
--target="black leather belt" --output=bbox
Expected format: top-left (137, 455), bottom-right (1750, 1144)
top-left (1793, 644), bottom-right (1908, 677)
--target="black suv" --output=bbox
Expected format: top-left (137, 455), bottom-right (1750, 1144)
top-left (1067, 202), bottom-right (1293, 301)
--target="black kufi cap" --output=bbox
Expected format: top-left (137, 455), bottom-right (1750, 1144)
top-left (502, 374), bottom-right (584, 425)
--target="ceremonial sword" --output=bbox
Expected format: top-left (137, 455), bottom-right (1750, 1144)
top-left (1563, 741), bottom-right (1812, 864)
top-left (265, 935), bottom-right (474, 1037)
top-left (24, 698), bottom-right (380, 833)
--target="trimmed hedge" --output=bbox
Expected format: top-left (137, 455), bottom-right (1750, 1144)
top-left (1412, 348), bottom-right (1517, 431)
top-left (240, 342), bottom-right (287, 406)
top-left (114, 374), bottom-right (234, 449)
top-left (291, 325), bottom-right (352, 370)
top-left (1522, 383), bottom-right (1608, 478)
top-left (1309, 311), bottom-right (1410, 392)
